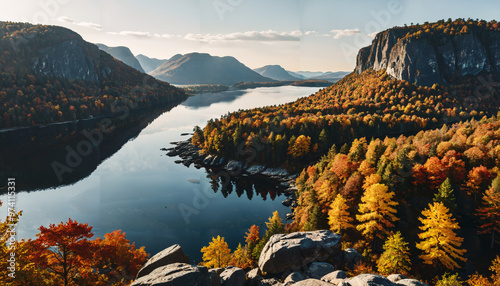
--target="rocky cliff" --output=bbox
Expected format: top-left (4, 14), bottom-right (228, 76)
top-left (33, 39), bottom-right (100, 81)
top-left (355, 26), bottom-right (500, 86)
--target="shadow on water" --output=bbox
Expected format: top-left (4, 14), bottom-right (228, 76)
top-left (181, 90), bottom-right (247, 109)
top-left (0, 104), bottom-right (179, 193)
top-left (205, 169), bottom-right (285, 201)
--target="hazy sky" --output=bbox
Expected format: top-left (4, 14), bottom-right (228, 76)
top-left (1, 0), bottom-right (499, 71)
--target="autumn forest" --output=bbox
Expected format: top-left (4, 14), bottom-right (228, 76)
top-left (2, 16), bottom-right (500, 286)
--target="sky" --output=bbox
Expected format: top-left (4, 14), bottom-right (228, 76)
top-left (1, 0), bottom-right (499, 72)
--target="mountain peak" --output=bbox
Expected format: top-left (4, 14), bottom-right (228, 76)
top-left (96, 43), bottom-right (145, 73)
top-left (253, 65), bottom-right (301, 81)
top-left (149, 53), bottom-right (273, 85)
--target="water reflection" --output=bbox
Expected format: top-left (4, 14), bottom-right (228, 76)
top-left (182, 90), bottom-right (246, 109)
top-left (204, 168), bottom-right (283, 201)
top-left (0, 107), bottom-right (175, 193)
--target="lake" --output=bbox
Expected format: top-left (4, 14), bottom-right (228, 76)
top-left (0, 86), bottom-right (322, 262)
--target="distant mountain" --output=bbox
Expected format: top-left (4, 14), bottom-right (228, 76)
top-left (136, 54), bottom-right (167, 73)
top-left (293, 71), bottom-right (326, 78)
top-left (149, 53), bottom-right (274, 85)
top-left (286, 70), bottom-right (306, 80)
top-left (96, 43), bottom-right (145, 73)
top-left (253, 65), bottom-right (301, 81)
top-left (310, 71), bottom-right (350, 82)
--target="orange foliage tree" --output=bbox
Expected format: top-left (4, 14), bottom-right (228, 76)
top-left (31, 219), bottom-right (97, 286)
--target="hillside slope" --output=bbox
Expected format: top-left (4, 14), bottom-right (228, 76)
top-left (96, 43), bottom-right (145, 73)
top-left (0, 22), bottom-right (187, 129)
top-left (149, 53), bottom-right (274, 85)
top-left (190, 20), bottom-right (500, 169)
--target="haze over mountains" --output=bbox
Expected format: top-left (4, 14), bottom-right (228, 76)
top-left (96, 43), bottom-right (145, 73)
top-left (94, 42), bottom-right (348, 86)
top-left (148, 52), bottom-right (274, 85)
top-left (136, 54), bottom-right (167, 73)
top-left (253, 65), bottom-right (302, 81)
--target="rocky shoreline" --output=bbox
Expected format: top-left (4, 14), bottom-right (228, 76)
top-left (162, 140), bottom-right (299, 218)
top-left (131, 230), bottom-right (428, 286)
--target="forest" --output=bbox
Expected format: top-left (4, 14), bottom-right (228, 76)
top-left (189, 19), bottom-right (500, 285)
top-left (192, 69), bottom-right (500, 170)
top-left (197, 116), bottom-right (500, 285)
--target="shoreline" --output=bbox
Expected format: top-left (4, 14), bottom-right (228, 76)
top-left (163, 140), bottom-right (299, 219)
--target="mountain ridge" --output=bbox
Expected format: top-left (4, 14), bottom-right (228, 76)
top-left (149, 52), bottom-right (274, 85)
top-left (136, 54), bottom-right (167, 73)
top-left (253, 65), bottom-right (301, 81)
top-left (96, 43), bottom-right (145, 73)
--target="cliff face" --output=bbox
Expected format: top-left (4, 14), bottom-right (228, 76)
top-left (355, 29), bottom-right (500, 86)
top-left (33, 39), bottom-right (100, 82)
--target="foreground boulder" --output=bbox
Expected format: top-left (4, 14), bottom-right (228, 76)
top-left (136, 244), bottom-right (189, 279)
top-left (306, 262), bottom-right (336, 279)
top-left (220, 266), bottom-right (245, 286)
top-left (293, 279), bottom-right (334, 285)
top-left (396, 279), bottom-right (429, 286)
top-left (321, 270), bottom-right (347, 284)
top-left (131, 263), bottom-right (212, 286)
top-left (345, 274), bottom-right (395, 286)
top-left (258, 230), bottom-right (342, 274)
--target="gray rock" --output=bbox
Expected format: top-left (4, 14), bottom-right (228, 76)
top-left (345, 274), bottom-right (395, 286)
top-left (284, 271), bottom-right (304, 284)
top-left (306, 262), bottom-right (335, 279)
top-left (226, 160), bottom-right (244, 173)
top-left (321, 270), bottom-right (347, 284)
top-left (342, 248), bottom-right (362, 269)
top-left (354, 28), bottom-right (500, 87)
top-left (219, 266), bottom-right (245, 286)
top-left (131, 263), bottom-right (212, 286)
top-left (203, 155), bottom-right (214, 165)
top-left (387, 274), bottom-right (407, 283)
top-left (261, 168), bottom-right (289, 178)
top-left (396, 279), bottom-right (428, 286)
top-left (208, 268), bottom-right (222, 286)
top-left (33, 39), bottom-right (99, 82)
top-left (292, 279), bottom-right (334, 286)
top-left (260, 278), bottom-right (283, 286)
top-left (258, 230), bottom-right (342, 275)
top-left (246, 165), bottom-right (267, 175)
top-left (246, 268), bottom-right (263, 286)
top-left (136, 244), bottom-right (189, 279)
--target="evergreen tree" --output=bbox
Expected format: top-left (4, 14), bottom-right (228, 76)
top-left (434, 178), bottom-right (457, 212)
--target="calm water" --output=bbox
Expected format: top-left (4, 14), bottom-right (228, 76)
top-left (0, 86), bottom-right (321, 262)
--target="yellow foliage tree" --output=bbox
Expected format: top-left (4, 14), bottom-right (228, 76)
top-left (416, 202), bottom-right (466, 270)
top-left (229, 243), bottom-right (251, 269)
top-left (377, 232), bottom-right (411, 275)
top-left (356, 183), bottom-right (399, 240)
top-left (201, 235), bottom-right (231, 269)
top-left (287, 135), bottom-right (311, 158)
top-left (328, 194), bottom-right (354, 235)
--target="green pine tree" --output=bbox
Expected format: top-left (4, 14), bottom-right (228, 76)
top-left (434, 178), bottom-right (457, 211)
